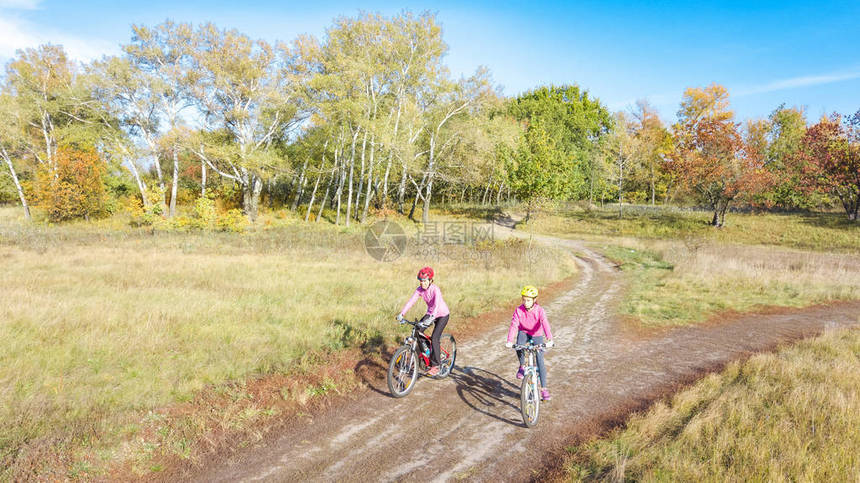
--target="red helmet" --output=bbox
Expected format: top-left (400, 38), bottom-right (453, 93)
top-left (417, 266), bottom-right (434, 280)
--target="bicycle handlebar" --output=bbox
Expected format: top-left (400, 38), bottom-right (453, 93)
top-left (511, 343), bottom-right (549, 351)
top-left (398, 317), bottom-right (431, 329)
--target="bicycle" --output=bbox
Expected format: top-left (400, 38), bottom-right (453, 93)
top-left (511, 342), bottom-right (550, 427)
top-left (387, 316), bottom-right (457, 398)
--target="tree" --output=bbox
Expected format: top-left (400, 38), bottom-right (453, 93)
top-left (2, 44), bottom-right (112, 221)
top-left (414, 68), bottom-right (494, 223)
top-left (442, 101), bottom-right (521, 206)
top-left (0, 94), bottom-right (32, 220)
top-left (755, 105), bottom-right (810, 209)
top-left (190, 23), bottom-right (302, 222)
top-left (603, 111), bottom-right (638, 215)
top-left (630, 100), bottom-right (673, 205)
top-left (506, 121), bottom-right (571, 220)
top-left (4, 45), bottom-right (105, 173)
top-left (670, 84), bottom-right (770, 226)
top-left (118, 21), bottom-right (197, 217)
top-left (35, 145), bottom-right (107, 221)
top-left (508, 84), bottom-right (613, 202)
top-left (797, 113), bottom-right (860, 220)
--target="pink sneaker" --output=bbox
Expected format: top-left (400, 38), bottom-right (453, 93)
top-left (516, 366), bottom-right (525, 380)
top-left (540, 388), bottom-right (551, 401)
top-left (427, 365), bottom-right (440, 376)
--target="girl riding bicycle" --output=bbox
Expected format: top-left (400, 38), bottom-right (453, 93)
top-left (396, 266), bottom-right (450, 377)
top-left (505, 285), bottom-right (554, 400)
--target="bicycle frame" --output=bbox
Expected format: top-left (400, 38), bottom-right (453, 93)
top-left (400, 319), bottom-right (449, 370)
top-left (388, 317), bottom-right (457, 397)
top-left (512, 342), bottom-right (548, 427)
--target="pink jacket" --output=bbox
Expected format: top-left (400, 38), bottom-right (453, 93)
top-left (400, 284), bottom-right (450, 318)
top-left (507, 303), bottom-right (553, 342)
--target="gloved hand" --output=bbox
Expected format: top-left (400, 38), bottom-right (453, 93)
top-left (546, 340), bottom-right (554, 348)
top-left (418, 315), bottom-right (433, 329)
top-left (505, 341), bottom-right (514, 348)
top-left (395, 314), bottom-right (404, 322)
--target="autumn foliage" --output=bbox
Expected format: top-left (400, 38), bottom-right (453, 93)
top-left (796, 113), bottom-right (860, 221)
top-left (669, 84), bottom-right (772, 226)
top-left (36, 146), bottom-right (108, 221)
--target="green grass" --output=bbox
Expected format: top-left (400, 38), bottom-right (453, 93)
top-left (563, 328), bottom-right (860, 482)
top-left (0, 206), bottom-right (578, 478)
top-left (598, 242), bottom-right (860, 326)
top-left (501, 203), bottom-right (860, 326)
top-left (526, 205), bottom-right (860, 253)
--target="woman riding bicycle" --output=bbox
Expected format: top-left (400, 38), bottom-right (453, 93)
top-left (505, 285), bottom-right (554, 400)
top-left (396, 266), bottom-right (450, 377)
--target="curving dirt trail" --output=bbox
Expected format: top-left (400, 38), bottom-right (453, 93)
top-left (189, 220), bottom-right (860, 482)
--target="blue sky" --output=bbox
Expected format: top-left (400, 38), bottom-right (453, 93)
top-left (1, 0), bottom-right (858, 123)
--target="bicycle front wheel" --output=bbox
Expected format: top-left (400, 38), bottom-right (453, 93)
top-left (435, 334), bottom-right (457, 379)
top-left (520, 371), bottom-right (540, 427)
top-left (387, 346), bottom-right (418, 398)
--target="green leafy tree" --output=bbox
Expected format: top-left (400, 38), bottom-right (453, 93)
top-left (0, 93), bottom-right (32, 219)
top-left (630, 100), bottom-right (674, 205)
top-left (761, 105), bottom-right (811, 209)
top-left (189, 23), bottom-right (302, 221)
top-left (506, 121), bottom-right (571, 220)
top-left (508, 84), bottom-right (613, 202)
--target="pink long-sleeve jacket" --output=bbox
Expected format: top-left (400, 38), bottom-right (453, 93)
top-left (399, 284), bottom-right (450, 318)
top-left (507, 303), bottom-right (553, 342)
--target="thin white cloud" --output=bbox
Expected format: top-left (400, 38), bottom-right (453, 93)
top-left (738, 70), bottom-right (860, 96)
top-left (0, 0), bottom-right (40, 9)
top-left (0, 13), bottom-right (117, 62)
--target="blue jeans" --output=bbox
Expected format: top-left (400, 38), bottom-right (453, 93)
top-left (516, 331), bottom-right (547, 388)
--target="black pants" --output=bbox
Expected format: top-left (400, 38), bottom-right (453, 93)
top-left (421, 314), bottom-right (449, 366)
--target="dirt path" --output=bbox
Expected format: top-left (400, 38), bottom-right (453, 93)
top-left (189, 220), bottom-right (860, 482)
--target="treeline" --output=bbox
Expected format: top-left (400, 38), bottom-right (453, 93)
top-left (0, 11), bottom-right (858, 225)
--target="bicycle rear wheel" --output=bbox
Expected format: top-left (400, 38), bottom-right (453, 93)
top-left (387, 346), bottom-right (418, 398)
top-left (520, 371), bottom-right (540, 427)
top-left (435, 334), bottom-right (457, 378)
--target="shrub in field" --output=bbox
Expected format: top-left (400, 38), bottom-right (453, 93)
top-left (187, 195), bottom-right (217, 230)
top-left (216, 208), bottom-right (248, 232)
top-left (35, 146), bottom-right (108, 221)
top-left (127, 186), bottom-right (165, 227)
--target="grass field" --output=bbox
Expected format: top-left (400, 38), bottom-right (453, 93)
top-left (525, 204), bottom-right (860, 253)
top-left (563, 328), bottom-right (860, 481)
top-left (598, 240), bottom-right (860, 326)
top-left (502, 204), bottom-right (860, 326)
top-left (0, 206), bottom-right (577, 478)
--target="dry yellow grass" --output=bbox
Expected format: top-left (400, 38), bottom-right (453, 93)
top-left (564, 328), bottom-right (860, 482)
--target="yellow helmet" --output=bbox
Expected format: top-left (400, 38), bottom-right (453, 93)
top-left (520, 285), bottom-right (538, 297)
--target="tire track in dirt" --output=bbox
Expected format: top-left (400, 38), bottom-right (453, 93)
top-left (190, 221), bottom-right (860, 482)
